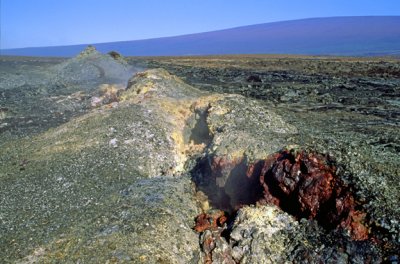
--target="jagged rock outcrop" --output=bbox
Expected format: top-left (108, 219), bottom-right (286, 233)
top-left (228, 206), bottom-right (381, 263)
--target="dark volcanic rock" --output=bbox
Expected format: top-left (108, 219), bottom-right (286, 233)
top-left (1, 54), bottom-right (399, 263)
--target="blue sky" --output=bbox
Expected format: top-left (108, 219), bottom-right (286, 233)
top-left (1, 0), bottom-right (399, 49)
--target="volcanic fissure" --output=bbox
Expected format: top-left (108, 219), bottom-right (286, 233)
top-left (193, 148), bottom-right (369, 241)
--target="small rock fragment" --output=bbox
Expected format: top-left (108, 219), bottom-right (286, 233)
top-left (109, 138), bottom-right (118, 148)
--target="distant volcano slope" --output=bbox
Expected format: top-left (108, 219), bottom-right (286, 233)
top-left (2, 16), bottom-right (400, 57)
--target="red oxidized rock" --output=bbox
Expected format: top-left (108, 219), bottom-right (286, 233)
top-left (342, 210), bottom-right (369, 241)
top-left (259, 149), bottom-right (369, 240)
top-left (194, 148), bottom-right (370, 241)
top-left (194, 210), bottom-right (227, 233)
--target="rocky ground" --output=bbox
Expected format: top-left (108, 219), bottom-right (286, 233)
top-left (0, 49), bottom-right (399, 263)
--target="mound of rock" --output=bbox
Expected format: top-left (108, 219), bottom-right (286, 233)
top-left (53, 45), bottom-right (132, 83)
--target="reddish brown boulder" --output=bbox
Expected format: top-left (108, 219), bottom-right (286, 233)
top-left (194, 210), bottom-right (227, 233)
top-left (194, 149), bottom-right (370, 241)
top-left (258, 149), bottom-right (369, 240)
